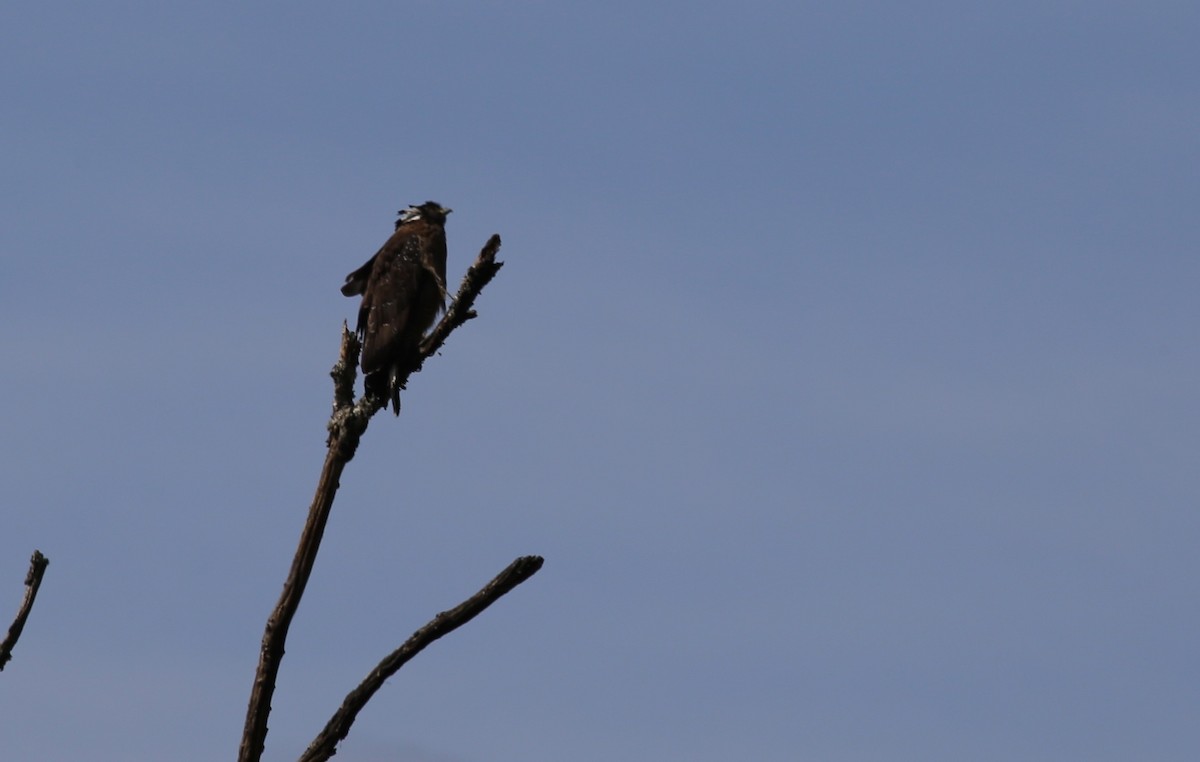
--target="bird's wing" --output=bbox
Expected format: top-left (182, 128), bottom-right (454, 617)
top-left (359, 233), bottom-right (425, 373)
top-left (342, 209), bottom-right (423, 297)
top-left (340, 253), bottom-right (377, 297)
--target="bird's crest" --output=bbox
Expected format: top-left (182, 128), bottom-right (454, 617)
top-left (396, 205), bottom-right (424, 227)
top-left (395, 201), bottom-right (452, 228)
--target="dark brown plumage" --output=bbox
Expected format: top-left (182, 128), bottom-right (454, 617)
top-left (341, 201), bottom-right (450, 413)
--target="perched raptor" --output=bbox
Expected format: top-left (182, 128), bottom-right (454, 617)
top-left (341, 201), bottom-right (451, 413)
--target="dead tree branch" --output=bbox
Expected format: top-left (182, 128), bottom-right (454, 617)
top-left (299, 554), bottom-right (545, 762)
top-left (238, 234), bottom-right (507, 762)
top-left (1, 550), bottom-right (50, 672)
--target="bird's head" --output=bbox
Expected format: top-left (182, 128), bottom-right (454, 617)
top-left (397, 201), bottom-right (452, 227)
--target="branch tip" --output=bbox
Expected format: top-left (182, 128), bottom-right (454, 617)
top-left (1, 550), bottom-right (50, 672)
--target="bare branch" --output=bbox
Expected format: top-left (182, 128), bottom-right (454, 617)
top-left (1, 550), bottom-right (50, 672)
top-left (238, 235), bottom-right (505, 762)
top-left (238, 446), bottom-right (348, 762)
top-left (299, 555), bottom-right (545, 762)
top-left (420, 234), bottom-right (504, 360)
top-left (330, 321), bottom-right (361, 413)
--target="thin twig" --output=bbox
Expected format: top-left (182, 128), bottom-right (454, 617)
top-left (238, 235), bottom-right (505, 762)
top-left (0, 550), bottom-right (50, 671)
top-left (299, 555), bottom-right (545, 762)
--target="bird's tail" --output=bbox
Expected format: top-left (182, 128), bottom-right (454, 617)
top-left (364, 367), bottom-right (403, 415)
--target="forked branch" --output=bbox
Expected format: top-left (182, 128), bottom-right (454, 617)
top-left (238, 235), bottom-right (508, 762)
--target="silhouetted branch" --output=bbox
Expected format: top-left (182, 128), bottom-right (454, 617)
top-left (238, 235), bottom-right (506, 762)
top-left (330, 322), bottom-right (361, 413)
top-left (420, 233), bottom-right (504, 359)
top-left (0, 550), bottom-right (49, 672)
top-left (299, 555), bottom-right (544, 762)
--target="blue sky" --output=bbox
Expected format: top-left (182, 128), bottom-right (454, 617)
top-left (2, 3), bottom-right (1198, 760)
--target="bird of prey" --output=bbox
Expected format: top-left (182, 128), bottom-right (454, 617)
top-left (341, 201), bottom-right (451, 413)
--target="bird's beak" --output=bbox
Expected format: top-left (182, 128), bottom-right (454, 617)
top-left (444, 207), bottom-right (453, 215)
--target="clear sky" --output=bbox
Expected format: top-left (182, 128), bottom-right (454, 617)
top-left (2, 3), bottom-right (1198, 760)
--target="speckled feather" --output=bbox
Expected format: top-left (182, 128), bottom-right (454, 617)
top-left (341, 202), bottom-right (450, 410)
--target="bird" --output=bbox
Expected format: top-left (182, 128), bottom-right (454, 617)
top-left (341, 201), bottom-right (451, 413)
